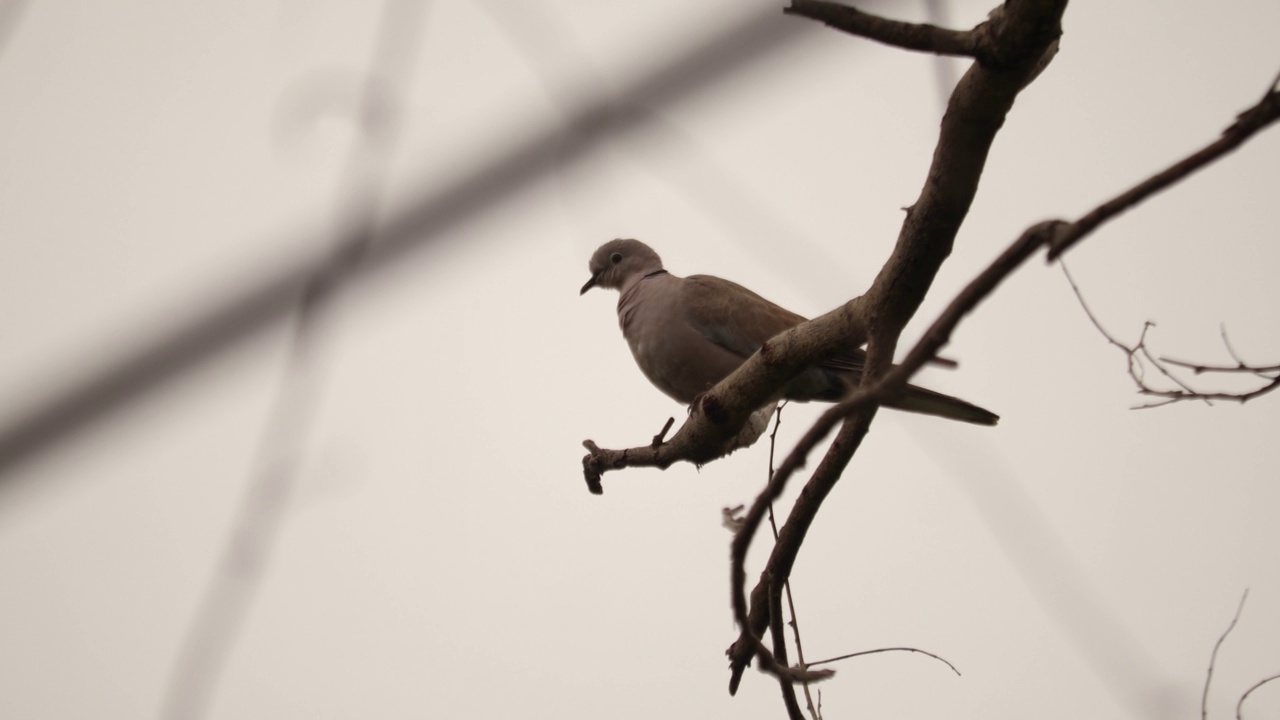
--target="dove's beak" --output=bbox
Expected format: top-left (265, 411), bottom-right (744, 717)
top-left (580, 270), bottom-right (603, 295)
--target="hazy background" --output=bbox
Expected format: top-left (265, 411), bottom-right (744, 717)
top-left (1, 1), bottom-right (1278, 718)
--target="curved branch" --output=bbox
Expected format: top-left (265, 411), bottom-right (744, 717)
top-left (1236, 673), bottom-right (1280, 720)
top-left (1204, 590), bottom-right (1249, 720)
top-left (808, 646), bottom-right (961, 676)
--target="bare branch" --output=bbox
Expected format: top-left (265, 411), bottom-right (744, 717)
top-left (727, 0), bottom-right (1069, 691)
top-left (727, 54), bottom-right (1280, 702)
top-left (1063, 265), bottom-right (1280, 406)
top-left (785, 1), bottom-right (977, 57)
top-left (765, 406), bottom-right (822, 720)
top-left (767, 581), bottom-right (808, 720)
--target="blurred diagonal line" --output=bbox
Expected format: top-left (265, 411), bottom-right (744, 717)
top-left (919, 3), bottom-right (1160, 713)
top-left (158, 2), bottom-right (430, 718)
top-left (946, 446), bottom-right (1165, 719)
top-left (0, 7), bottom-right (812, 482)
top-left (0, 0), bottom-right (30, 60)
top-left (482, 0), bottom-right (881, 306)
top-left (923, 0), bottom-right (958, 107)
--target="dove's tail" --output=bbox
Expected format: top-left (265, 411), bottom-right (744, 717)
top-left (888, 384), bottom-right (999, 426)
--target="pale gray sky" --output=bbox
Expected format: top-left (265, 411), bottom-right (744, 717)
top-left (1, 1), bottom-right (1278, 719)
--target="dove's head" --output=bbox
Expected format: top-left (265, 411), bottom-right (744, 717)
top-left (580, 239), bottom-right (664, 295)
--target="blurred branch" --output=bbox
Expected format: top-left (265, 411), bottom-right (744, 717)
top-left (0, 0), bottom-right (30, 60)
top-left (0, 6), bottom-right (814, 485)
top-left (158, 2), bottom-right (429, 718)
top-left (923, 0), bottom-right (961, 104)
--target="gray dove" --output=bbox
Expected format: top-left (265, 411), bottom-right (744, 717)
top-left (580, 238), bottom-right (998, 426)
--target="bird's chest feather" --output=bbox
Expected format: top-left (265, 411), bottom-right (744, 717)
top-left (616, 279), bottom-right (727, 403)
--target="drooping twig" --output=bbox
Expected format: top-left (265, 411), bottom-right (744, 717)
top-left (807, 646), bottom-right (961, 676)
top-left (1203, 590), bottom-right (1249, 720)
top-left (1063, 264), bottom-right (1280, 406)
top-left (763, 404), bottom-right (821, 720)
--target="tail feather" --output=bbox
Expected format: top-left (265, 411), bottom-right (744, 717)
top-left (888, 384), bottom-right (999, 426)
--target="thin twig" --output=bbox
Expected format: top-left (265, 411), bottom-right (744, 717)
top-left (1062, 263), bottom-right (1280, 406)
top-left (764, 404), bottom-right (821, 720)
top-left (807, 646), bottom-right (961, 676)
top-left (1203, 590), bottom-right (1249, 720)
top-left (1236, 673), bottom-right (1280, 720)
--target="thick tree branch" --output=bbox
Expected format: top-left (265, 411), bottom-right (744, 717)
top-left (726, 0), bottom-right (1067, 689)
top-left (727, 58), bottom-right (1280, 694)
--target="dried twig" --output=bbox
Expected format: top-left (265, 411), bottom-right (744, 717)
top-left (1064, 264), bottom-right (1280, 406)
top-left (1203, 590), bottom-right (1249, 720)
top-left (807, 646), bottom-right (961, 676)
top-left (1236, 673), bottom-right (1280, 720)
top-left (763, 404), bottom-right (822, 720)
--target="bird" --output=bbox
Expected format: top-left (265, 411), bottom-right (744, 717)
top-left (580, 238), bottom-right (998, 426)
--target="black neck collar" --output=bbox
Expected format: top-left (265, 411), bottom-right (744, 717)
top-left (642, 269), bottom-right (669, 280)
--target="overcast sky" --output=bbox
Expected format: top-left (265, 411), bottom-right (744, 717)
top-left (1, 1), bottom-right (1278, 719)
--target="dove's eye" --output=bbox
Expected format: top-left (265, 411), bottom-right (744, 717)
top-left (610, 252), bottom-right (623, 264)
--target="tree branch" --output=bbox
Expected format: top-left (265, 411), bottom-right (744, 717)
top-left (727, 46), bottom-right (1280, 704)
top-left (784, 1), bottom-right (977, 58)
top-left (1063, 267), bottom-right (1280, 407)
top-left (1203, 590), bottom-right (1249, 720)
top-left (726, 0), bottom-right (1068, 690)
